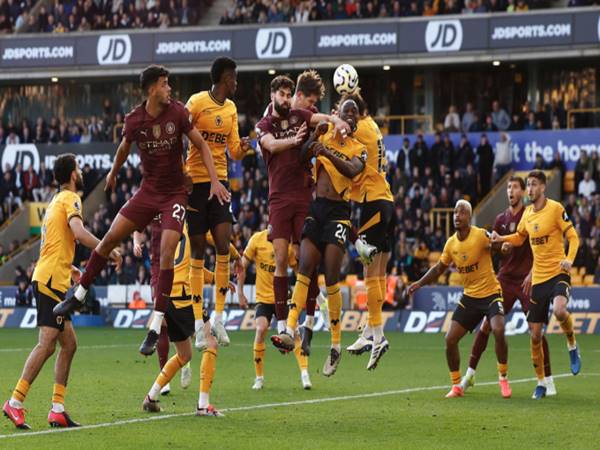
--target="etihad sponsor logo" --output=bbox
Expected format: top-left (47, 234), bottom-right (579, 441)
top-left (255, 28), bottom-right (292, 59)
top-left (425, 20), bottom-right (463, 52)
top-left (138, 136), bottom-right (178, 153)
top-left (491, 23), bottom-right (571, 41)
top-left (156, 39), bottom-right (231, 55)
top-left (2, 45), bottom-right (73, 61)
top-left (317, 32), bottom-right (396, 48)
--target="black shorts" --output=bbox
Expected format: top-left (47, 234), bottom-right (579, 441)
top-left (187, 181), bottom-right (233, 236)
top-left (302, 197), bottom-right (351, 253)
top-left (255, 302), bottom-right (276, 323)
top-left (358, 200), bottom-right (394, 253)
top-left (452, 293), bottom-right (504, 332)
top-left (34, 282), bottom-right (70, 331)
top-left (165, 300), bottom-right (195, 342)
top-left (528, 273), bottom-right (571, 324)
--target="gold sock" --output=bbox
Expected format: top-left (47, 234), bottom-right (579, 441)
top-left (52, 383), bottom-right (65, 405)
top-left (190, 258), bottom-right (205, 320)
top-left (200, 349), bottom-right (217, 394)
top-left (559, 313), bottom-right (576, 348)
top-left (156, 354), bottom-right (184, 387)
top-left (253, 342), bottom-right (265, 377)
top-left (378, 276), bottom-right (387, 311)
top-left (215, 254), bottom-right (230, 314)
top-left (327, 284), bottom-right (342, 346)
top-left (287, 274), bottom-right (310, 330)
top-left (365, 277), bottom-right (382, 328)
top-left (497, 362), bottom-right (508, 379)
top-left (12, 378), bottom-right (30, 403)
top-left (530, 340), bottom-right (545, 381)
top-left (294, 335), bottom-right (308, 371)
top-left (450, 370), bottom-right (461, 386)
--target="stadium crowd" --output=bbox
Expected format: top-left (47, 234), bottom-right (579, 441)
top-left (3, 133), bottom-right (600, 306)
top-left (218, 0), bottom-right (571, 25)
top-left (0, 0), bottom-right (210, 34)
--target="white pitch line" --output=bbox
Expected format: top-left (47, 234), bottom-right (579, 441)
top-left (2, 372), bottom-right (598, 440)
top-left (0, 344), bottom-right (133, 353)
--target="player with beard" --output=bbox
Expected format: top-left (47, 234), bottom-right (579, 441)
top-left (271, 99), bottom-right (367, 377)
top-left (255, 75), bottom-right (350, 342)
top-left (492, 171), bottom-right (581, 399)
top-left (3, 154), bottom-right (121, 429)
top-left (408, 200), bottom-right (512, 399)
top-left (461, 176), bottom-right (555, 395)
top-left (53, 65), bottom-right (230, 358)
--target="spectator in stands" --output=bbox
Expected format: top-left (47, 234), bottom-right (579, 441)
top-left (461, 102), bottom-right (476, 133)
top-left (477, 134), bottom-right (494, 197)
top-left (575, 151), bottom-right (593, 188)
top-left (494, 132), bottom-right (512, 181)
top-left (396, 138), bottom-right (412, 176)
top-left (455, 134), bottom-right (474, 172)
top-left (523, 111), bottom-right (537, 130)
top-left (15, 280), bottom-right (33, 307)
top-left (491, 101), bottom-right (510, 131)
top-left (468, 112), bottom-right (483, 132)
top-left (128, 291), bottom-right (147, 309)
top-left (483, 114), bottom-right (499, 132)
top-left (532, 153), bottom-right (546, 170)
top-left (578, 171), bottom-right (597, 200)
top-left (411, 134), bottom-right (428, 175)
top-left (507, 113), bottom-right (522, 131)
top-left (22, 165), bottom-right (39, 201)
top-left (440, 134), bottom-right (454, 170)
top-left (443, 105), bottom-right (460, 132)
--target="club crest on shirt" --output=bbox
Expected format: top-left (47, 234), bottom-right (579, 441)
top-left (509, 222), bottom-right (516, 232)
top-left (215, 115), bottom-right (223, 127)
top-left (74, 201), bottom-right (80, 211)
top-left (166, 122), bottom-right (175, 135)
top-left (462, 254), bottom-right (468, 262)
top-left (533, 223), bottom-right (540, 233)
top-left (281, 120), bottom-right (288, 130)
top-left (152, 124), bottom-right (161, 139)
top-left (290, 115), bottom-right (298, 125)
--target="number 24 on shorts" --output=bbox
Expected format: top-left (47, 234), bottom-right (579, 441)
top-left (335, 223), bottom-right (347, 243)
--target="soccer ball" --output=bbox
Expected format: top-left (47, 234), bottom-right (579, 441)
top-left (333, 64), bottom-right (359, 95)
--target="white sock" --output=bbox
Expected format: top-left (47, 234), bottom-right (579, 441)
top-left (278, 320), bottom-right (287, 334)
top-left (567, 342), bottom-right (577, 351)
top-left (362, 325), bottom-right (372, 338)
top-left (545, 376), bottom-right (554, 384)
top-left (149, 311), bottom-right (165, 334)
top-left (301, 369), bottom-right (309, 377)
top-left (9, 398), bottom-right (23, 408)
top-left (52, 402), bottom-right (65, 413)
top-left (194, 319), bottom-right (203, 333)
top-left (332, 344), bottom-right (341, 352)
top-left (465, 367), bottom-right (476, 378)
top-left (198, 392), bottom-right (209, 409)
top-left (316, 292), bottom-right (327, 307)
top-left (148, 382), bottom-right (162, 401)
top-left (537, 379), bottom-right (546, 387)
top-left (304, 315), bottom-right (315, 330)
top-left (74, 285), bottom-right (87, 302)
top-left (214, 312), bottom-right (223, 323)
top-left (373, 325), bottom-right (383, 341)
top-left (285, 326), bottom-right (295, 336)
top-left (255, 376), bottom-right (264, 381)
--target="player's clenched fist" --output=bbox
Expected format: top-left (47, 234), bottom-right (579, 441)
top-left (490, 231), bottom-right (502, 243)
top-left (559, 259), bottom-right (572, 272)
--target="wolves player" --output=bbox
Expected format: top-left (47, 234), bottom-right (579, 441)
top-left (492, 170), bottom-right (581, 399)
top-left (185, 57), bottom-right (251, 347)
top-left (237, 229), bottom-right (312, 390)
top-left (461, 176), bottom-right (555, 394)
top-left (255, 75), bottom-right (350, 341)
top-left (339, 91), bottom-right (394, 371)
top-left (271, 99), bottom-right (367, 377)
top-left (408, 200), bottom-right (512, 399)
top-left (3, 154), bottom-right (121, 429)
top-left (53, 65), bottom-right (230, 358)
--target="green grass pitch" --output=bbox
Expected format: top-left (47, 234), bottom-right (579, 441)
top-left (1, 329), bottom-right (598, 449)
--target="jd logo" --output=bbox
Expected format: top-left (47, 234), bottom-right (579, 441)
top-left (425, 20), bottom-right (463, 52)
top-left (97, 35), bottom-right (132, 65)
top-left (1, 144), bottom-right (39, 171)
top-left (255, 28), bottom-right (292, 59)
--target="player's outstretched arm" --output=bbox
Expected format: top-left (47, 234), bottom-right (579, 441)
top-left (407, 261), bottom-right (448, 295)
top-left (187, 128), bottom-right (231, 205)
top-left (491, 230), bottom-right (527, 247)
top-left (69, 216), bottom-right (122, 269)
top-left (314, 143), bottom-right (366, 179)
top-left (311, 113), bottom-right (350, 138)
top-left (260, 122), bottom-right (308, 155)
top-left (105, 139), bottom-right (132, 191)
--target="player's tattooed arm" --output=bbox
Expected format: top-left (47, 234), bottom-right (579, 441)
top-left (69, 216), bottom-right (123, 269)
top-left (105, 139), bottom-right (132, 191)
top-left (313, 144), bottom-right (366, 179)
top-left (407, 261), bottom-right (448, 295)
top-left (187, 128), bottom-right (231, 205)
top-left (260, 122), bottom-right (308, 154)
